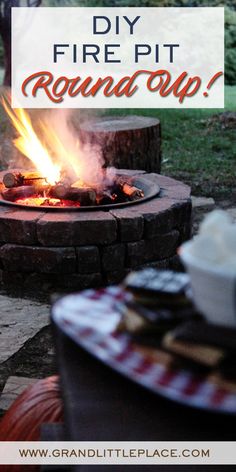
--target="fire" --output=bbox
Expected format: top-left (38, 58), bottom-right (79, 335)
top-left (2, 97), bottom-right (61, 185)
top-left (0, 97), bottom-right (146, 209)
top-left (2, 98), bottom-right (87, 185)
top-left (1, 96), bottom-right (107, 192)
top-left (15, 196), bottom-right (81, 208)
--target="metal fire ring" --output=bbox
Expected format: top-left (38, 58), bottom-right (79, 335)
top-left (0, 171), bottom-right (160, 211)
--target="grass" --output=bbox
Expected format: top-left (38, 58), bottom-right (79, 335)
top-left (107, 85), bottom-right (236, 199)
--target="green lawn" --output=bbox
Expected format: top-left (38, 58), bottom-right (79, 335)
top-left (106, 86), bottom-right (236, 199)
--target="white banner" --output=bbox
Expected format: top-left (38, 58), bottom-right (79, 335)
top-left (0, 442), bottom-right (235, 465)
top-left (11, 7), bottom-right (224, 109)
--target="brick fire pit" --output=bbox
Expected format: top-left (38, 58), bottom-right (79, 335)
top-left (0, 170), bottom-right (191, 297)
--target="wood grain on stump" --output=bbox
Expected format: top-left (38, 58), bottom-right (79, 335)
top-left (79, 115), bottom-right (161, 173)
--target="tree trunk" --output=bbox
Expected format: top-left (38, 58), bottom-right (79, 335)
top-left (79, 115), bottom-right (162, 173)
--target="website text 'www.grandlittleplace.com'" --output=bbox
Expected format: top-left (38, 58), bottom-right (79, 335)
top-left (18, 446), bottom-right (210, 459)
top-left (1, 442), bottom-right (236, 465)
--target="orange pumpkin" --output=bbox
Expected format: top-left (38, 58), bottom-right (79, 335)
top-left (0, 375), bottom-right (63, 472)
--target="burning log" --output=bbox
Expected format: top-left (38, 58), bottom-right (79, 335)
top-left (1, 185), bottom-right (37, 202)
top-left (121, 183), bottom-right (144, 200)
top-left (96, 191), bottom-right (117, 206)
top-left (3, 171), bottom-right (47, 188)
top-left (3, 171), bottom-right (23, 188)
top-left (116, 177), bottom-right (144, 200)
top-left (49, 184), bottom-right (68, 199)
top-left (1, 181), bottom-right (51, 202)
top-left (50, 185), bottom-right (96, 206)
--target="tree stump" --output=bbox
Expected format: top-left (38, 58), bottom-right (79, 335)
top-left (79, 115), bottom-right (162, 173)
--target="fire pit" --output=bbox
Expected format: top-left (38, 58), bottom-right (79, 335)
top-left (0, 98), bottom-right (191, 297)
top-left (0, 170), bottom-right (191, 297)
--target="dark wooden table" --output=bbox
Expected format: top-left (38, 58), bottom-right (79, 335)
top-left (47, 323), bottom-right (235, 472)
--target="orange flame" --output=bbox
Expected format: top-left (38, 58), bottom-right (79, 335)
top-left (2, 97), bottom-right (105, 190)
top-left (2, 97), bottom-right (61, 185)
